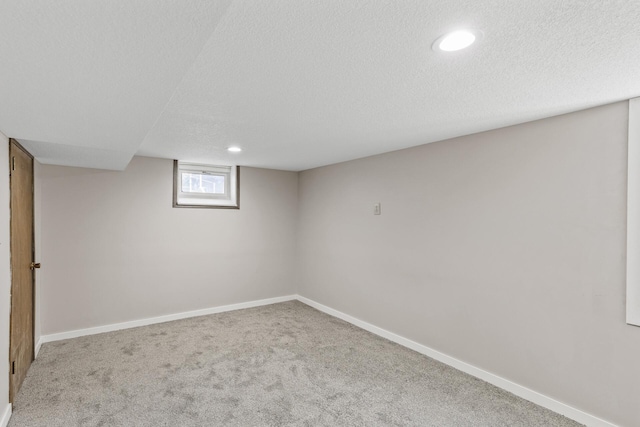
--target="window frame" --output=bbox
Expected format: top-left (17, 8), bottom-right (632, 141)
top-left (173, 161), bottom-right (239, 209)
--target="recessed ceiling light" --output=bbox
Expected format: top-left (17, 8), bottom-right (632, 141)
top-left (227, 146), bottom-right (242, 152)
top-left (433, 29), bottom-right (482, 52)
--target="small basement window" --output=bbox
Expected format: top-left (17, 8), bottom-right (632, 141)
top-left (173, 161), bottom-right (239, 209)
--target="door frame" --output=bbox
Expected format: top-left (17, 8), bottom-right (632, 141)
top-left (8, 138), bottom-right (36, 403)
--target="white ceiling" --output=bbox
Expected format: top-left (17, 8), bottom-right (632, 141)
top-left (2, 1), bottom-right (640, 171)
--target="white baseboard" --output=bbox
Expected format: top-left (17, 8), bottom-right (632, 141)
top-left (296, 295), bottom-right (617, 427)
top-left (35, 336), bottom-right (43, 358)
top-left (34, 293), bottom-right (616, 427)
top-left (0, 404), bottom-right (11, 427)
top-left (39, 295), bottom-right (297, 345)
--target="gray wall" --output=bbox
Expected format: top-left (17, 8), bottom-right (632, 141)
top-left (39, 157), bottom-right (298, 335)
top-left (297, 101), bottom-right (640, 427)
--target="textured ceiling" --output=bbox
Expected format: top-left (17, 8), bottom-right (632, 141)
top-left (0, 0), bottom-right (232, 169)
top-left (2, 1), bottom-right (640, 171)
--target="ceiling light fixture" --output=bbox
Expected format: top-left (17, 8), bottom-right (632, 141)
top-left (433, 29), bottom-right (482, 52)
top-left (227, 146), bottom-right (242, 152)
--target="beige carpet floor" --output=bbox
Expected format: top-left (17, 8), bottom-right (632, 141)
top-left (9, 301), bottom-right (582, 426)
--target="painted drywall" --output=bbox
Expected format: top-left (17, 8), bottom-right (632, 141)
top-left (297, 101), bottom-right (640, 427)
top-left (0, 132), bottom-right (11, 418)
top-left (39, 157), bottom-right (298, 334)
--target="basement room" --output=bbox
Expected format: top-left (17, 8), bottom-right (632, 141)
top-left (0, 1), bottom-right (639, 426)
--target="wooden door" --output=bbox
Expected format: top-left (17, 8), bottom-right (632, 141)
top-left (9, 139), bottom-right (35, 403)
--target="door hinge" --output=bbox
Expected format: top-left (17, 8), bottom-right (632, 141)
top-left (11, 157), bottom-right (15, 171)
top-left (11, 361), bottom-right (15, 375)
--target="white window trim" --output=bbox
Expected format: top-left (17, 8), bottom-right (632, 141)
top-left (173, 161), bottom-right (239, 209)
top-left (627, 97), bottom-right (640, 326)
